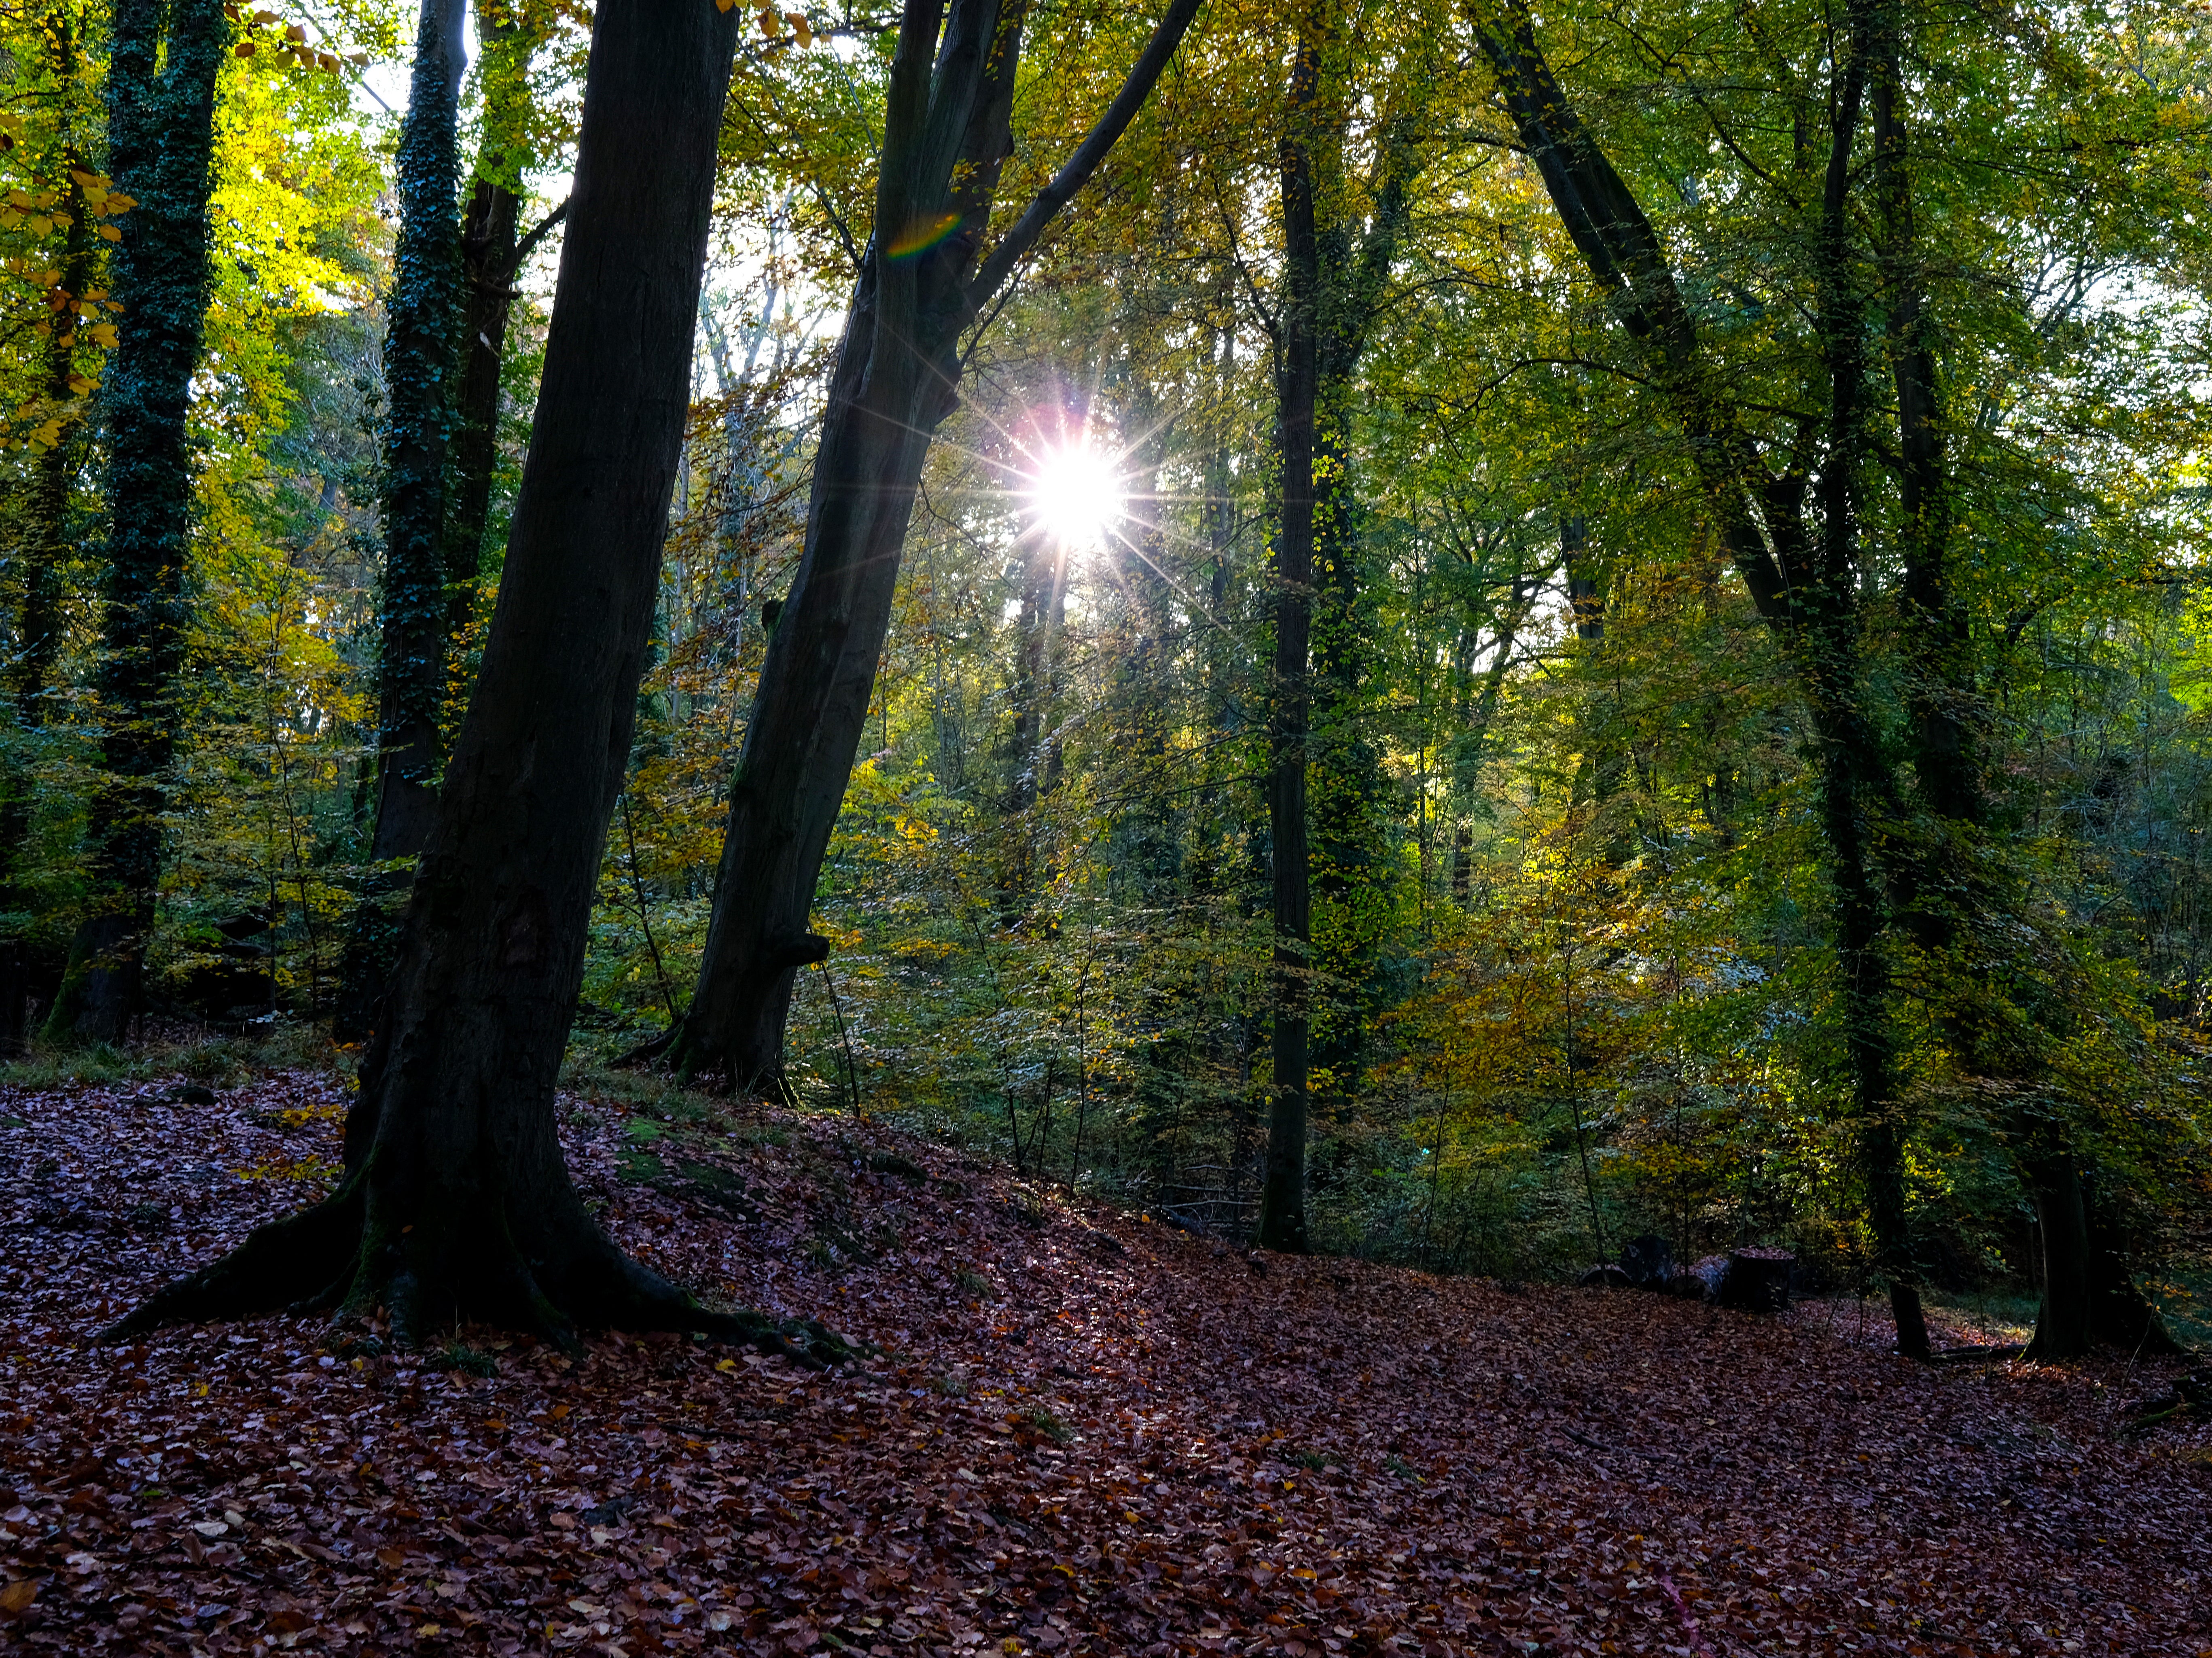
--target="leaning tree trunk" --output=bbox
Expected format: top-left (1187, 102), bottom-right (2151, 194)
top-left (662, 0), bottom-right (1205, 1094)
top-left (330, 0), bottom-right (470, 1040)
top-left (43, 0), bottom-right (226, 1044)
top-left (106, 0), bottom-right (834, 1357)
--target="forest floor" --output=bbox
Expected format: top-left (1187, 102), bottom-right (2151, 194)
top-left (2, 1063), bottom-right (2209, 1658)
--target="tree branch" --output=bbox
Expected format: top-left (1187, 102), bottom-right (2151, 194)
top-left (964, 0), bottom-right (1206, 316)
top-left (495, 196), bottom-right (570, 281)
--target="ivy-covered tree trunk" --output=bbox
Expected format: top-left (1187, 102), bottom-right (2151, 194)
top-left (0, 16), bottom-right (97, 1053)
top-left (43, 0), bottom-right (226, 1045)
top-left (1305, 96), bottom-right (1417, 1100)
top-left (107, 0), bottom-right (823, 1355)
top-left (662, 0), bottom-right (1204, 1094)
top-left (1256, 10), bottom-right (1323, 1256)
top-left (331, 0), bottom-right (469, 1041)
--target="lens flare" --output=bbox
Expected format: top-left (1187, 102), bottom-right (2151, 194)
top-left (1028, 442), bottom-right (1122, 550)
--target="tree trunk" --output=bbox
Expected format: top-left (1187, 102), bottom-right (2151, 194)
top-left (1257, 14), bottom-right (1324, 1257)
top-left (330, 0), bottom-right (471, 1041)
top-left (998, 524), bottom-right (1068, 926)
top-left (106, 0), bottom-right (828, 1356)
top-left (44, 0), bottom-right (227, 1044)
top-left (0, 17), bottom-right (95, 1054)
top-left (1869, 37), bottom-right (2171, 1359)
top-left (663, 0), bottom-right (1203, 1092)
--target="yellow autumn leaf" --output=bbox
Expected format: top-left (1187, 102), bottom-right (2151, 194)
top-left (97, 225), bottom-right (121, 241)
top-left (104, 195), bottom-right (135, 212)
top-left (786, 10), bottom-right (811, 44)
top-left (286, 22), bottom-right (306, 40)
top-left (757, 6), bottom-right (779, 35)
top-left (89, 322), bottom-right (119, 347)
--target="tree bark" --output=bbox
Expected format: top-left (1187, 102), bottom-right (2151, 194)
top-left (1868, 32), bottom-right (2172, 1359)
top-left (663, 0), bottom-right (1205, 1093)
top-left (107, 0), bottom-right (831, 1357)
top-left (44, 0), bottom-right (227, 1044)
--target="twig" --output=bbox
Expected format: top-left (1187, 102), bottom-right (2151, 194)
top-left (1659, 1573), bottom-right (1717, 1658)
top-left (816, 958), bottom-right (864, 1122)
top-left (617, 793), bottom-right (680, 1026)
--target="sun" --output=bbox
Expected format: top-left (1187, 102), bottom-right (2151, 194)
top-left (1026, 442), bottom-right (1123, 551)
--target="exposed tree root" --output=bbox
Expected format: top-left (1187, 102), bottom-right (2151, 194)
top-left (97, 1175), bottom-right (861, 1370)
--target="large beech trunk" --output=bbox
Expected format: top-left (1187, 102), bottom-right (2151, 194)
top-left (661, 0), bottom-right (1204, 1094)
top-left (106, 0), bottom-right (823, 1355)
top-left (44, 0), bottom-right (227, 1044)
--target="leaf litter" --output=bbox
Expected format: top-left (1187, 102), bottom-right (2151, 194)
top-left (2, 1070), bottom-right (2209, 1655)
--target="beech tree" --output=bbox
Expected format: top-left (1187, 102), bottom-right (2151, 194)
top-left (647, 0), bottom-right (1206, 1096)
top-left (1257, 4), bottom-right (1430, 1253)
top-left (107, 0), bottom-right (823, 1352)
top-left (44, 0), bottom-right (228, 1043)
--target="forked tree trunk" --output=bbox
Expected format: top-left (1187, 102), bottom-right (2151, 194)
top-left (44, 0), bottom-right (227, 1044)
top-left (661, 0), bottom-right (1204, 1094)
top-left (106, 0), bottom-right (829, 1356)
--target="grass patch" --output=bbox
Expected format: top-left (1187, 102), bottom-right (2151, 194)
top-left (0, 1024), bottom-right (341, 1092)
top-left (1021, 1406), bottom-right (1074, 1444)
top-left (1924, 1288), bottom-right (2040, 1345)
top-left (438, 1342), bottom-right (500, 1379)
top-left (954, 1267), bottom-right (994, 1301)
